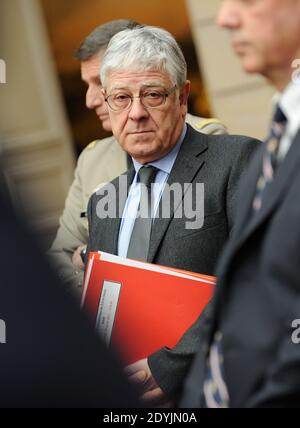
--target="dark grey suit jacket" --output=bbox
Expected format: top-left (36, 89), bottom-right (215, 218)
top-left (181, 128), bottom-right (300, 408)
top-left (86, 124), bottom-right (259, 397)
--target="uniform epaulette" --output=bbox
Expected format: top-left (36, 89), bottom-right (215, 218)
top-left (196, 118), bottom-right (223, 130)
top-left (86, 140), bottom-right (99, 150)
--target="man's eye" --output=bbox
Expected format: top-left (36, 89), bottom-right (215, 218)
top-left (114, 94), bottom-right (130, 101)
top-left (144, 92), bottom-right (163, 99)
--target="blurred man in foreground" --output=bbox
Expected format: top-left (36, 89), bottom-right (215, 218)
top-left (181, 0), bottom-right (300, 407)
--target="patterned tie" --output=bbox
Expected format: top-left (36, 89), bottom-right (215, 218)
top-left (203, 331), bottom-right (230, 408)
top-left (126, 166), bottom-right (158, 261)
top-left (253, 105), bottom-right (287, 211)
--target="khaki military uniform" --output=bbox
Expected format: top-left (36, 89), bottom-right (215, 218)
top-left (48, 114), bottom-right (227, 293)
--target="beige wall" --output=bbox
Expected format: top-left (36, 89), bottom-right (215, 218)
top-left (185, 0), bottom-right (274, 139)
top-left (0, 0), bottom-right (75, 245)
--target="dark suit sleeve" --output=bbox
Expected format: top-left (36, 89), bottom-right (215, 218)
top-left (148, 301), bottom-right (213, 400)
top-left (148, 137), bottom-right (260, 400)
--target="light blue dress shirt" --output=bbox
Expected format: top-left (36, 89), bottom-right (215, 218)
top-left (118, 124), bottom-right (187, 258)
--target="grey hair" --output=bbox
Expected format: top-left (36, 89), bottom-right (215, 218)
top-left (100, 26), bottom-right (187, 89)
top-left (74, 20), bottom-right (141, 61)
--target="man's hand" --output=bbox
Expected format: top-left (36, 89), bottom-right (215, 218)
top-left (71, 245), bottom-right (86, 270)
top-left (124, 358), bottom-right (174, 408)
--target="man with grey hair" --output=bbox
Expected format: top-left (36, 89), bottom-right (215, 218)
top-left (48, 20), bottom-right (227, 294)
top-left (86, 25), bottom-right (259, 406)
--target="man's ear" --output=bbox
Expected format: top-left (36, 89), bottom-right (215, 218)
top-left (179, 80), bottom-right (190, 106)
top-left (179, 80), bottom-right (190, 117)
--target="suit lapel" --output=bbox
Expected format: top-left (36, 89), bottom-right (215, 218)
top-left (147, 125), bottom-right (208, 262)
top-left (230, 145), bottom-right (265, 236)
top-left (233, 129), bottom-right (300, 251)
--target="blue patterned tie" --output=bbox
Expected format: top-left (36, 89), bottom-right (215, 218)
top-left (253, 106), bottom-right (287, 211)
top-left (203, 331), bottom-right (229, 408)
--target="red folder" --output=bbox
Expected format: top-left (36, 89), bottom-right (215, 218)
top-left (81, 252), bottom-right (215, 365)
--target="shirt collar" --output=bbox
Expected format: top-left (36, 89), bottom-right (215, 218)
top-left (272, 79), bottom-right (300, 139)
top-left (132, 123), bottom-right (187, 175)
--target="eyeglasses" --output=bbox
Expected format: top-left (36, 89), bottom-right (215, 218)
top-left (105, 85), bottom-right (177, 112)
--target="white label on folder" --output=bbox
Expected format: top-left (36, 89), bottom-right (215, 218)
top-left (95, 281), bottom-right (121, 346)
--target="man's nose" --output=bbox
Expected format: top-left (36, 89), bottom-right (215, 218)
top-left (86, 86), bottom-right (104, 110)
top-left (128, 97), bottom-right (149, 121)
top-left (216, 0), bottom-right (240, 29)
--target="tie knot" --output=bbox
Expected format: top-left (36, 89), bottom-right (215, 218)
top-left (273, 105), bottom-right (287, 125)
top-left (138, 166), bottom-right (158, 187)
top-left (268, 105), bottom-right (287, 141)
